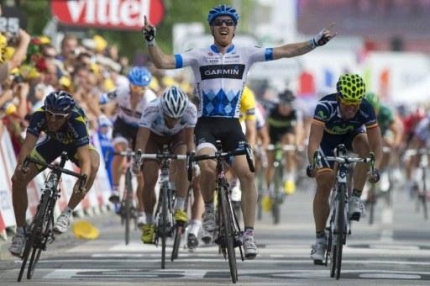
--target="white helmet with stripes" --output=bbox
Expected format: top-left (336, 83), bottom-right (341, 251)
top-left (160, 85), bottom-right (189, 118)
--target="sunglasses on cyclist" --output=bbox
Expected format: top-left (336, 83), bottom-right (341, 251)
top-left (46, 110), bottom-right (69, 119)
top-left (130, 85), bottom-right (147, 92)
top-left (339, 97), bottom-right (361, 107)
top-left (212, 19), bottom-right (235, 27)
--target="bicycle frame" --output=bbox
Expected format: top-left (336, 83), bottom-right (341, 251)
top-left (266, 144), bottom-right (299, 224)
top-left (137, 145), bottom-right (187, 270)
top-left (113, 149), bottom-right (138, 245)
top-left (18, 152), bottom-right (86, 282)
top-left (313, 144), bottom-right (374, 280)
top-left (189, 140), bottom-right (255, 284)
top-left (405, 148), bottom-right (430, 220)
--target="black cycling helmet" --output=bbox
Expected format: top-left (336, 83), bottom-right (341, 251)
top-left (278, 89), bottom-right (296, 103)
top-left (44, 90), bottom-right (75, 113)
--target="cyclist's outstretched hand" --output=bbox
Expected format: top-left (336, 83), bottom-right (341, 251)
top-left (311, 22), bottom-right (337, 48)
top-left (142, 15), bottom-right (156, 42)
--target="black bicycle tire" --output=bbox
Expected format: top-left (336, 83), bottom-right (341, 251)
top-left (272, 164), bottom-right (283, 225)
top-left (17, 224), bottom-right (35, 282)
top-left (329, 211), bottom-right (336, 277)
top-left (125, 170), bottom-right (134, 245)
top-left (368, 183), bottom-right (375, 225)
top-left (422, 169), bottom-right (428, 220)
top-left (335, 184), bottom-right (346, 280)
top-left (161, 186), bottom-right (168, 269)
top-left (171, 225), bottom-right (182, 261)
top-left (220, 186), bottom-right (238, 283)
top-left (23, 195), bottom-right (50, 279)
top-left (28, 198), bottom-right (54, 280)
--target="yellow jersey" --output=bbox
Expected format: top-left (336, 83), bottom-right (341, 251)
top-left (239, 86), bottom-right (257, 122)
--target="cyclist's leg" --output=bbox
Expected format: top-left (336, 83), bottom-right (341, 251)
top-left (110, 118), bottom-right (136, 203)
top-left (189, 176), bottom-right (205, 246)
top-left (281, 132), bottom-right (297, 195)
top-left (67, 146), bottom-right (100, 208)
top-left (9, 139), bottom-right (58, 256)
top-left (310, 134), bottom-right (337, 263)
top-left (194, 118), bottom-right (218, 232)
top-left (170, 130), bottom-right (189, 223)
top-left (54, 145), bottom-right (100, 234)
top-left (226, 121), bottom-right (258, 259)
top-left (140, 136), bottom-right (160, 243)
top-left (350, 130), bottom-right (371, 220)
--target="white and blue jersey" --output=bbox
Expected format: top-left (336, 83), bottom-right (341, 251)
top-left (139, 98), bottom-right (197, 137)
top-left (175, 44), bottom-right (273, 118)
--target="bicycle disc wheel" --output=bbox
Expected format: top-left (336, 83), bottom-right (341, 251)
top-left (335, 184), bottom-right (346, 280)
top-left (220, 186), bottom-right (238, 283)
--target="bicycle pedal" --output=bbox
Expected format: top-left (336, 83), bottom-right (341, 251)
top-left (313, 259), bottom-right (325, 266)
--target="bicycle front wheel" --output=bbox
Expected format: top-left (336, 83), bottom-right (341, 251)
top-left (220, 186), bottom-right (238, 283)
top-left (335, 184), bottom-right (346, 280)
top-left (124, 170), bottom-right (134, 245)
top-left (160, 186), bottom-right (168, 269)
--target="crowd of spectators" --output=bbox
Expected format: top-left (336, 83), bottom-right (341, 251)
top-left (0, 28), bottom-right (194, 160)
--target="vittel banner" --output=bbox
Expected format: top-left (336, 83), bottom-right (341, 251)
top-left (51, 0), bottom-right (165, 30)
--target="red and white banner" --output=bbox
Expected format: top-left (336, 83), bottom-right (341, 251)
top-left (0, 122), bottom-right (17, 236)
top-left (51, 0), bottom-right (165, 30)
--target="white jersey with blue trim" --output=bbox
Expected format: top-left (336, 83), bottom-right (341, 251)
top-left (139, 98), bottom-right (197, 137)
top-left (111, 83), bottom-right (157, 127)
top-left (175, 44), bottom-right (273, 118)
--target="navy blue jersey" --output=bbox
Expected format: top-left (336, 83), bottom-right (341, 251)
top-left (27, 106), bottom-right (90, 148)
top-left (312, 93), bottom-right (378, 134)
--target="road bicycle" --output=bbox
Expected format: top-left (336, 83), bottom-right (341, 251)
top-left (17, 152), bottom-right (86, 282)
top-left (404, 148), bottom-right (430, 220)
top-left (113, 148), bottom-right (138, 245)
top-left (254, 144), bottom-right (267, 221)
top-left (312, 144), bottom-right (375, 280)
top-left (135, 145), bottom-right (187, 269)
top-left (188, 140), bottom-right (255, 284)
top-left (265, 143), bottom-right (300, 224)
top-left (366, 146), bottom-right (393, 225)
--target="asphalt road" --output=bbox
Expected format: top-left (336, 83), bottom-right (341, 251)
top-left (1, 180), bottom-right (430, 286)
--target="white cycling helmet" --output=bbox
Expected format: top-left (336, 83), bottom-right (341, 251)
top-left (161, 85), bottom-right (189, 118)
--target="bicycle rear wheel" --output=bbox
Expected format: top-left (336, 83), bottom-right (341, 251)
top-left (220, 186), bottom-right (238, 283)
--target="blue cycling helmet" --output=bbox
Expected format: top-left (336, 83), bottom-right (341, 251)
top-left (44, 90), bottom-right (75, 113)
top-left (207, 4), bottom-right (239, 25)
top-left (128, 66), bottom-right (152, 87)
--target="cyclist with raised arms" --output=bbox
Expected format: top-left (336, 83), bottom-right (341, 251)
top-left (142, 4), bottom-right (336, 259)
top-left (134, 86), bottom-right (197, 244)
top-left (107, 66), bottom-right (157, 225)
top-left (9, 91), bottom-right (100, 257)
top-left (307, 74), bottom-right (383, 264)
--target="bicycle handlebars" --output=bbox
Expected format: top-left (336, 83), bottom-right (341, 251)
top-left (187, 141), bottom-right (255, 182)
top-left (23, 155), bottom-right (87, 191)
